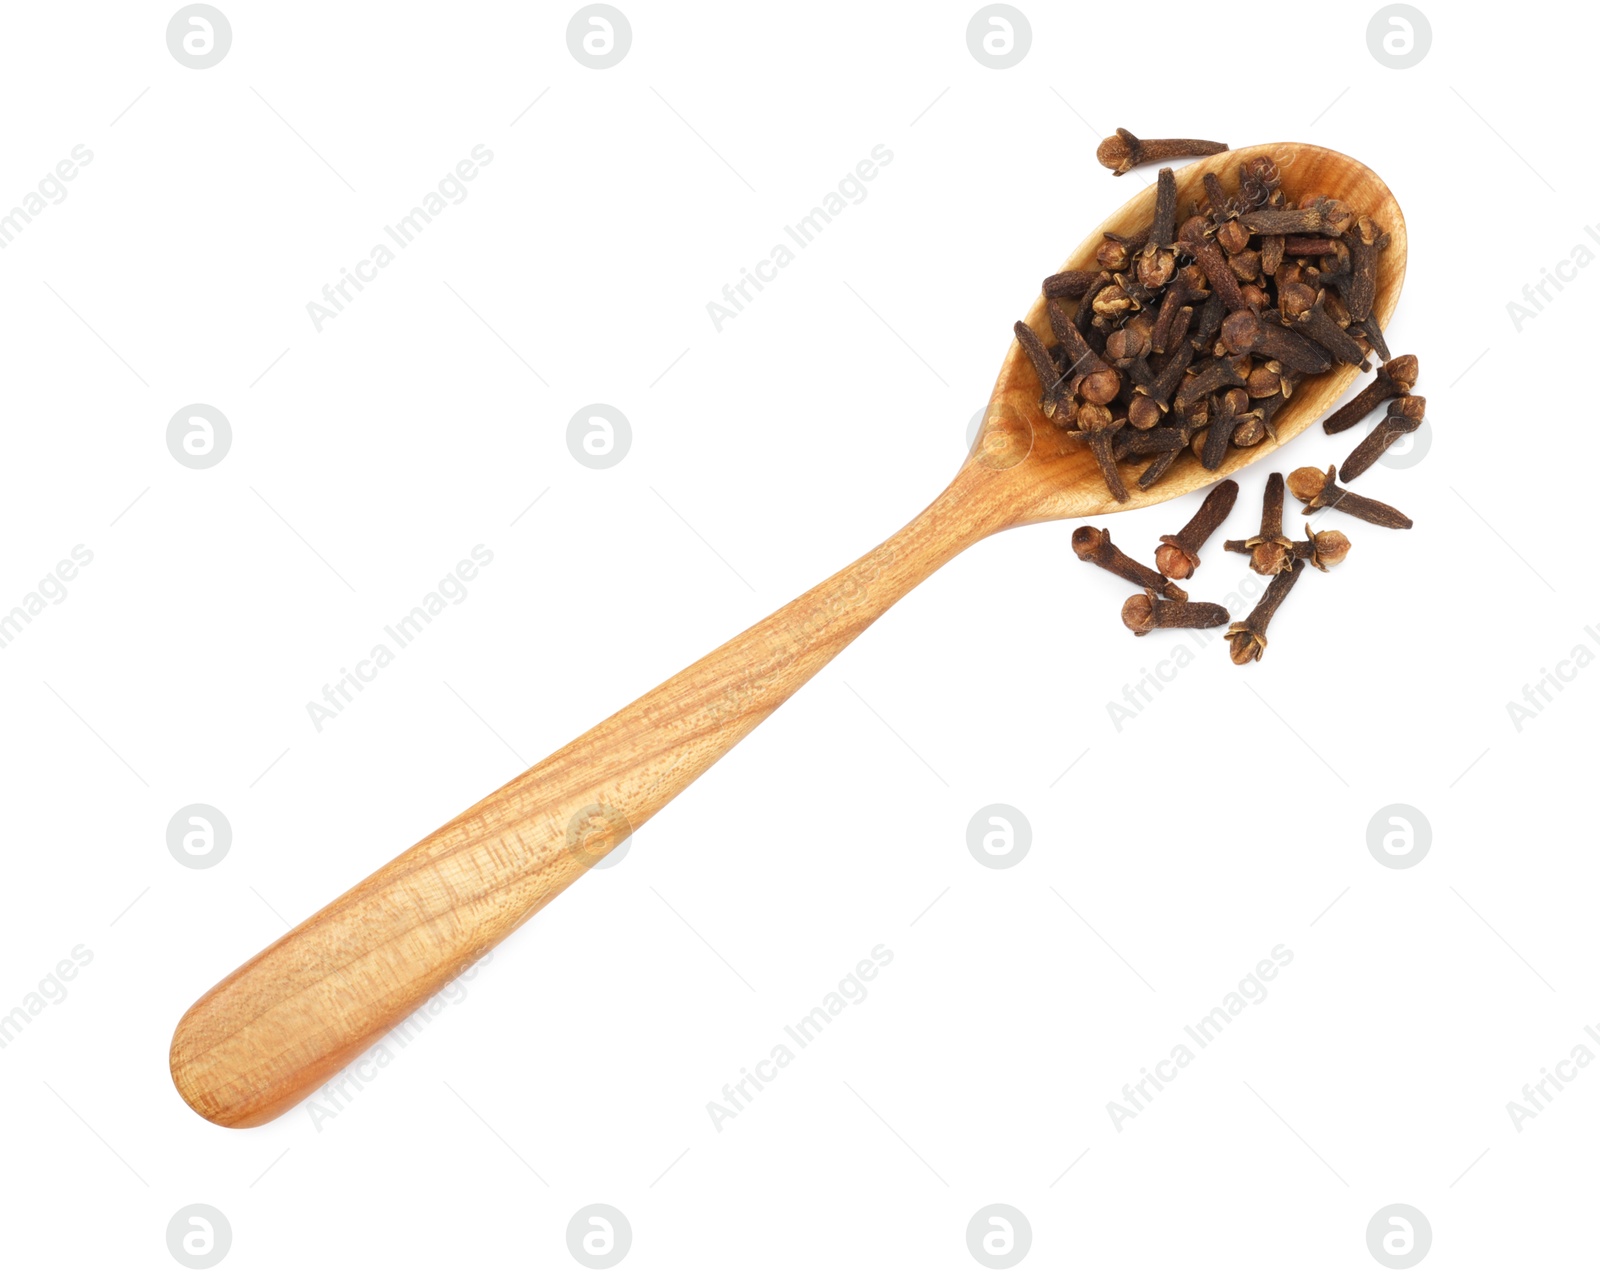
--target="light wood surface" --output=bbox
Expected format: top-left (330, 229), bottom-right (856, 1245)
top-left (170, 143), bottom-right (1406, 1127)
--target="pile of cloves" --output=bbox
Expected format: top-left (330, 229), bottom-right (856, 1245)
top-left (1015, 134), bottom-right (1399, 502)
top-left (1057, 131), bottom-right (1428, 664)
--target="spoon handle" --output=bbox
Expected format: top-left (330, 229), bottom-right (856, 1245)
top-left (170, 465), bottom-right (1002, 1127)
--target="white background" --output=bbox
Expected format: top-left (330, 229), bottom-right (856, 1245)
top-left (0, 2), bottom-right (1594, 1270)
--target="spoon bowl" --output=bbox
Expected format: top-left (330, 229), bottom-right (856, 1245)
top-left (970, 142), bottom-right (1407, 525)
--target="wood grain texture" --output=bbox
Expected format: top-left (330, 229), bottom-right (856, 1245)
top-left (171, 143), bottom-right (1405, 1127)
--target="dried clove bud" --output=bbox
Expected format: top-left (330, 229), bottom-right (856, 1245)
top-left (1187, 291), bottom-right (1228, 353)
top-left (1047, 299), bottom-right (1122, 405)
top-left (1136, 399), bottom-right (1206, 489)
top-left (1342, 216), bottom-right (1389, 322)
top-left (1072, 402), bottom-right (1128, 503)
top-left (1339, 395), bottom-right (1424, 482)
top-left (1243, 471), bottom-right (1296, 574)
top-left (1121, 588), bottom-right (1230, 636)
top-left (1241, 197), bottom-right (1353, 238)
top-left (1114, 424), bottom-right (1187, 460)
top-left (1201, 172), bottom-right (1233, 223)
top-left (1201, 387), bottom-right (1247, 470)
top-left (1220, 308), bottom-right (1334, 374)
top-left (1288, 466), bottom-right (1413, 529)
top-left (1072, 526), bottom-right (1186, 600)
top-left (1246, 358), bottom-right (1291, 399)
top-left (1096, 235), bottom-right (1133, 273)
top-left (1226, 560), bottom-right (1305, 663)
top-left (1151, 266), bottom-right (1207, 353)
top-left (1238, 156), bottom-right (1281, 208)
top-left (1103, 315), bottom-right (1154, 366)
top-left (1135, 242), bottom-right (1178, 290)
top-left (1351, 313), bottom-right (1390, 362)
top-left (1217, 218), bottom-right (1251, 255)
top-left (1280, 289), bottom-right (1368, 366)
top-left (1155, 479), bottom-right (1239, 579)
top-left (1144, 336), bottom-right (1195, 410)
top-left (1232, 413), bottom-right (1268, 448)
top-left (1096, 128), bottom-right (1228, 176)
top-left (1297, 524), bottom-right (1351, 570)
top-left (1042, 269), bottom-right (1102, 299)
top-left (1126, 393), bottom-right (1165, 431)
top-left (1152, 167), bottom-right (1179, 246)
top-left (1091, 280), bottom-right (1139, 323)
top-left (1180, 219), bottom-right (1248, 312)
top-left (1074, 271), bottom-right (1113, 331)
top-left (1175, 356), bottom-right (1247, 413)
top-left (1013, 320), bottom-right (1068, 419)
top-left (1322, 354), bottom-right (1419, 433)
top-left (1227, 248), bottom-right (1263, 282)
top-left (1259, 233), bottom-right (1286, 277)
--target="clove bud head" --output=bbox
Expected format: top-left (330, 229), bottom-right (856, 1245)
top-left (1225, 625), bottom-right (1267, 665)
top-left (1389, 394), bottom-right (1426, 423)
top-left (1287, 466), bottom-right (1333, 504)
top-left (1121, 591), bottom-right (1160, 636)
top-left (1096, 130), bottom-right (1139, 175)
top-left (1249, 540), bottom-right (1294, 576)
top-left (1154, 539), bottom-right (1198, 581)
top-left (1128, 394), bottom-right (1164, 431)
top-left (1308, 527), bottom-right (1351, 569)
top-left (1078, 367), bottom-right (1122, 406)
top-left (1076, 401), bottom-right (1115, 432)
top-left (1216, 219), bottom-right (1251, 255)
top-left (1071, 526), bottom-right (1108, 561)
top-left (1385, 354), bottom-right (1420, 393)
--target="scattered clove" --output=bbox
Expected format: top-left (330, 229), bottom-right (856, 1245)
top-left (1072, 526), bottom-right (1186, 600)
top-left (1096, 128), bottom-right (1228, 176)
top-left (1155, 479), bottom-right (1238, 579)
top-left (1322, 354), bottom-right (1419, 433)
top-left (1121, 589), bottom-right (1230, 636)
top-left (1288, 466), bottom-right (1413, 529)
top-left (1226, 560), bottom-right (1306, 663)
top-left (1295, 524), bottom-right (1351, 570)
top-left (1243, 471), bottom-right (1296, 575)
top-left (1339, 395), bottom-right (1424, 482)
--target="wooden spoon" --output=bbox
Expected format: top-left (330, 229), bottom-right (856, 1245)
top-left (171, 143), bottom-right (1405, 1126)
